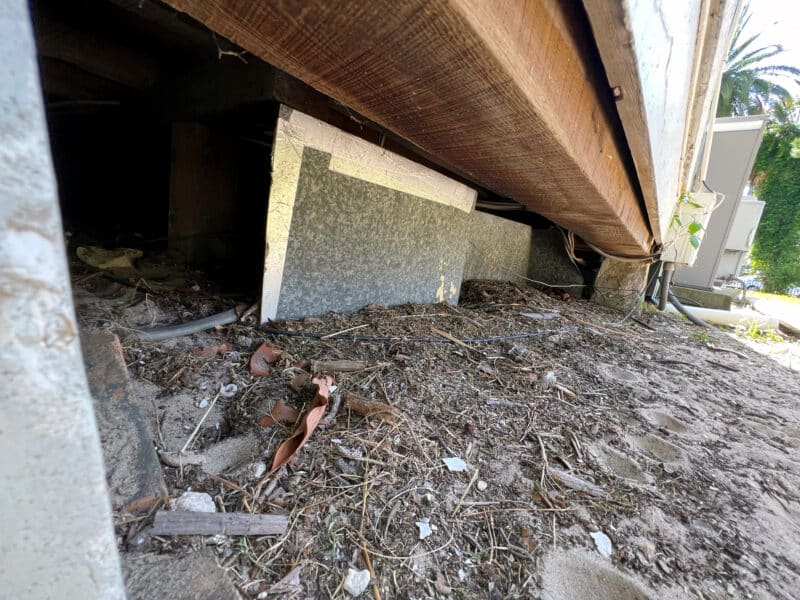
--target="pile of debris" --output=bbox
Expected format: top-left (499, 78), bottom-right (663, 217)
top-left (71, 254), bottom-right (800, 599)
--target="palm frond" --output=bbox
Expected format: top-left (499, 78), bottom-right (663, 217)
top-left (717, 2), bottom-right (799, 118)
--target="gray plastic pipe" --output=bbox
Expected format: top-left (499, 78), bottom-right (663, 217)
top-left (134, 308), bottom-right (239, 341)
top-left (658, 262), bottom-right (675, 311)
top-left (667, 290), bottom-right (713, 328)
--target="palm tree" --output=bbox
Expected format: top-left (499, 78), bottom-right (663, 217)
top-left (717, 5), bottom-right (800, 117)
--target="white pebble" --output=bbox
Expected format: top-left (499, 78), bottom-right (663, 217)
top-left (476, 480), bottom-right (488, 491)
top-left (170, 491), bottom-right (216, 513)
top-left (343, 568), bottom-right (371, 597)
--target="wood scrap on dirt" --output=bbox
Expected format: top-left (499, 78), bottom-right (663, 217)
top-left (70, 264), bottom-right (800, 599)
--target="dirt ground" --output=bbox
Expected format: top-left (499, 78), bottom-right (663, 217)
top-left (72, 264), bottom-right (800, 600)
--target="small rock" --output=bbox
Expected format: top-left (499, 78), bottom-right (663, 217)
top-left (220, 383), bottom-right (238, 398)
top-left (442, 457), bottom-right (467, 472)
top-left (541, 371), bottom-right (557, 390)
top-left (170, 491), bottom-right (216, 513)
top-left (343, 568), bottom-right (371, 597)
top-left (590, 530), bottom-right (613, 558)
top-left (477, 480), bottom-right (488, 491)
top-left (249, 461), bottom-right (267, 479)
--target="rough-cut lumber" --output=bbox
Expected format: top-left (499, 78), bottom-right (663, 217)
top-left (32, 12), bottom-right (157, 89)
top-left (151, 511), bottom-right (288, 536)
top-left (163, 0), bottom-right (654, 256)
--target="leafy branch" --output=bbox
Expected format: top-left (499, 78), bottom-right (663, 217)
top-left (671, 192), bottom-right (705, 249)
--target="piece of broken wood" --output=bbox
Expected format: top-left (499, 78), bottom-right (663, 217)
top-left (151, 510), bottom-right (288, 536)
top-left (549, 467), bottom-right (608, 498)
top-left (706, 343), bottom-right (748, 360)
top-left (431, 326), bottom-right (481, 354)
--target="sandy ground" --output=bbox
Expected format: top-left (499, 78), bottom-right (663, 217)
top-left (72, 270), bottom-right (800, 600)
top-left (737, 292), bottom-right (800, 372)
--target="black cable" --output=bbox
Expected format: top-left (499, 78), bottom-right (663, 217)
top-left (668, 289), bottom-right (716, 330)
top-left (261, 325), bottom-right (578, 344)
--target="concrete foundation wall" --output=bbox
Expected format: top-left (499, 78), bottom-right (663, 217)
top-left (262, 107), bottom-right (477, 321)
top-left (463, 211), bottom-right (531, 281)
top-left (592, 258), bottom-right (649, 312)
top-left (0, 1), bottom-right (124, 597)
top-left (527, 228), bottom-right (585, 288)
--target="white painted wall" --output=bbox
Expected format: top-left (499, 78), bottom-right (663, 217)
top-left (625, 0), bottom-right (703, 240)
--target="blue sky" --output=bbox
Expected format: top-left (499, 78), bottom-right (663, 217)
top-left (743, 0), bottom-right (800, 96)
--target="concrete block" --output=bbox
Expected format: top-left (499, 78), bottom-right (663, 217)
top-left (528, 228), bottom-right (585, 288)
top-left (81, 330), bottom-right (167, 509)
top-left (463, 211), bottom-right (531, 281)
top-left (123, 551), bottom-right (239, 600)
top-left (592, 258), bottom-right (649, 312)
top-left (261, 107), bottom-right (476, 321)
top-left (672, 285), bottom-right (732, 310)
top-left (0, 1), bottom-right (124, 596)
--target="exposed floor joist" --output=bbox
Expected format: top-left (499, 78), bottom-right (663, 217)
top-left (164, 0), bottom-right (654, 256)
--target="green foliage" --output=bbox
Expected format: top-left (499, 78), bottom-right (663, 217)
top-left (717, 4), bottom-right (800, 117)
top-left (750, 122), bottom-right (800, 292)
top-left (670, 192), bottom-right (705, 250)
top-left (735, 320), bottom-right (783, 343)
top-left (693, 331), bottom-right (714, 344)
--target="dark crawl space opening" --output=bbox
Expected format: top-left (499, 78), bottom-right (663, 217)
top-left (32, 0), bottom-right (276, 296)
top-left (30, 0), bottom-right (602, 306)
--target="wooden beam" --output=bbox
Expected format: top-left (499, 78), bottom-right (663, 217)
top-left (32, 13), bottom-right (158, 89)
top-left (163, 0), bottom-right (654, 256)
top-left (38, 57), bottom-right (132, 101)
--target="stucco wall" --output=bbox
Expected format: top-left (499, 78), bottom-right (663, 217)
top-left (262, 107), bottom-right (476, 321)
top-left (0, 2), bottom-right (124, 597)
top-left (463, 211), bottom-right (531, 282)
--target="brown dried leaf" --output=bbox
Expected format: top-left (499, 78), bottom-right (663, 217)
top-left (267, 376), bottom-right (333, 476)
top-left (258, 399), bottom-right (300, 428)
top-left (289, 371), bottom-right (310, 394)
top-left (433, 571), bottom-right (452, 595)
top-left (191, 342), bottom-right (233, 359)
top-left (122, 494), bottom-right (163, 514)
top-left (250, 342), bottom-right (283, 376)
top-left (343, 392), bottom-right (400, 424)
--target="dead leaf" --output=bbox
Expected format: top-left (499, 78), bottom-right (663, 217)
top-left (122, 494), bottom-right (163, 514)
top-left (434, 571), bottom-right (452, 595)
top-left (267, 375), bottom-right (333, 476)
top-left (289, 371), bottom-right (310, 394)
top-left (519, 527), bottom-right (538, 552)
top-left (311, 359), bottom-right (382, 373)
top-left (266, 565), bottom-right (302, 595)
top-left (250, 342), bottom-right (283, 376)
top-left (259, 399), bottom-right (300, 428)
top-left (191, 342), bottom-right (233, 359)
top-left (343, 392), bottom-right (400, 424)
